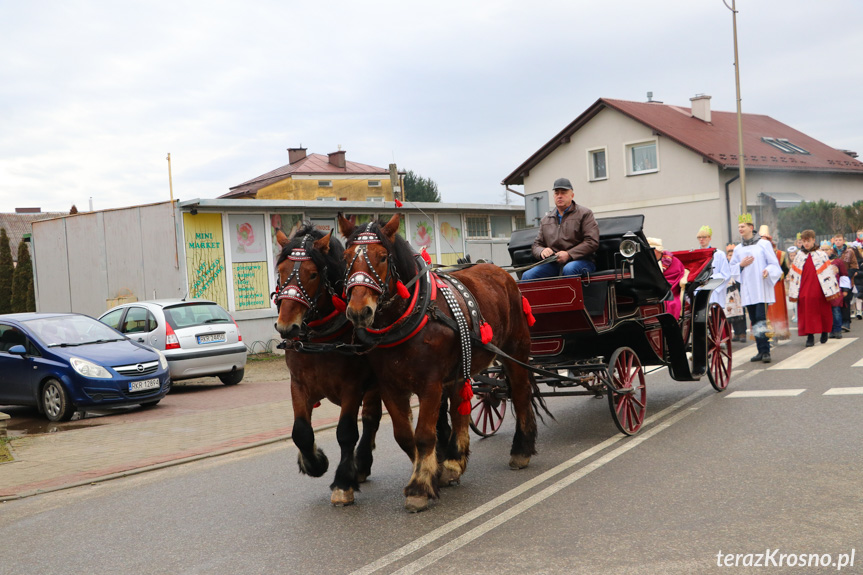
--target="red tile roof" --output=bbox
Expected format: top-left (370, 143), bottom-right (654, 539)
top-left (222, 153), bottom-right (390, 199)
top-left (503, 97), bottom-right (863, 185)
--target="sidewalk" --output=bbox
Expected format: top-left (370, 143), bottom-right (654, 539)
top-left (0, 356), bottom-right (344, 501)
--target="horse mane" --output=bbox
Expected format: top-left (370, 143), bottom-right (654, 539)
top-left (346, 218), bottom-right (417, 281)
top-left (277, 222), bottom-right (346, 291)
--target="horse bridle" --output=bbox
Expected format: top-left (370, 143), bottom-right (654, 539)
top-left (272, 236), bottom-right (332, 319)
top-left (343, 228), bottom-right (399, 301)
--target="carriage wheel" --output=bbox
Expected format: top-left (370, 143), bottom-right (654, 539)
top-left (707, 303), bottom-right (733, 392)
top-left (606, 347), bottom-right (647, 436)
top-left (469, 390), bottom-right (507, 437)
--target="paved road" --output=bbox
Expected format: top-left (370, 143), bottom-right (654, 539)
top-left (1, 331), bottom-right (862, 574)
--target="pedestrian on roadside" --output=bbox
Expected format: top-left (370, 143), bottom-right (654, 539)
top-left (788, 230), bottom-right (839, 346)
top-left (840, 243), bottom-right (857, 331)
top-left (850, 237), bottom-right (863, 320)
top-left (832, 233), bottom-right (848, 258)
top-left (725, 244), bottom-right (747, 342)
top-left (728, 214), bottom-right (783, 363)
top-left (759, 225), bottom-right (791, 340)
top-left (821, 241), bottom-right (848, 338)
top-left (786, 245), bottom-right (799, 323)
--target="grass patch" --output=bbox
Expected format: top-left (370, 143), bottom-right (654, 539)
top-left (247, 352), bottom-right (282, 362)
top-left (0, 436), bottom-right (13, 463)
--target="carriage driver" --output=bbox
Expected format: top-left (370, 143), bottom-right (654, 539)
top-left (521, 177), bottom-right (600, 280)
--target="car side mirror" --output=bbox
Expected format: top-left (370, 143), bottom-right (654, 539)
top-left (8, 344), bottom-right (27, 356)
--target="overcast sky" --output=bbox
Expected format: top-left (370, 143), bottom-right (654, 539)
top-left (2, 0), bottom-right (862, 214)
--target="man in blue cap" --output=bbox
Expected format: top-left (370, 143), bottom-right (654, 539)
top-left (522, 177), bottom-right (599, 280)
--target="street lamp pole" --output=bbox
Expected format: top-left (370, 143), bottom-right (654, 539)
top-left (724, 0), bottom-right (747, 213)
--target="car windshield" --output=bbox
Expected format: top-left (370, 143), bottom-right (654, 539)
top-left (26, 316), bottom-right (124, 347)
top-left (163, 303), bottom-right (234, 330)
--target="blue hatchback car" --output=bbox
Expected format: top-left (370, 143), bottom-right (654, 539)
top-left (0, 313), bottom-right (171, 421)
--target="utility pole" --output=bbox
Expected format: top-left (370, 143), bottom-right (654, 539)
top-left (167, 153), bottom-right (178, 268)
top-left (724, 0), bottom-right (747, 213)
top-left (388, 163), bottom-right (401, 201)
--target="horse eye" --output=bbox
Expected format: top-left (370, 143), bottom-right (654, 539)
top-left (309, 271), bottom-right (318, 280)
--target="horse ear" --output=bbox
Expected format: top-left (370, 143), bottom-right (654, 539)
top-left (382, 213), bottom-right (401, 240)
top-left (275, 229), bottom-right (290, 248)
top-left (337, 212), bottom-right (355, 239)
top-left (314, 231), bottom-right (332, 254)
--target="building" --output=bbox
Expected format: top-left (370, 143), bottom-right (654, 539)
top-left (503, 95), bottom-right (863, 249)
top-left (30, 199), bottom-right (525, 348)
top-left (221, 147), bottom-right (401, 203)
top-left (0, 208), bottom-right (71, 264)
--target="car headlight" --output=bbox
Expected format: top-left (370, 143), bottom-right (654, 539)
top-left (70, 357), bottom-right (113, 379)
top-left (155, 349), bottom-right (169, 370)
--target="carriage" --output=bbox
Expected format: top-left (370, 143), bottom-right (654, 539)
top-left (469, 214), bottom-right (733, 437)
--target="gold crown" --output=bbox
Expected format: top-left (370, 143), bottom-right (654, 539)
top-left (738, 213), bottom-right (753, 225)
top-left (796, 232), bottom-right (802, 240)
top-left (698, 225), bottom-right (712, 236)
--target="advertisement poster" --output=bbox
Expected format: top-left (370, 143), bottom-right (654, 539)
top-left (227, 214), bottom-right (269, 310)
top-left (270, 213), bottom-right (302, 269)
top-left (407, 214), bottom-right (436, 263)
top-left (232, 262), bottom-right (270, 310)
top-left (437, 214), bottom-right (464, 266)
top-left (183, 213), bottom-right (228, 307)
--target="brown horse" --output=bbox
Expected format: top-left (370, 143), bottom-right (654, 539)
top-left (338, 213), bottom-right (543, 512)
top-left (273, 224), bottom-right (382, 506)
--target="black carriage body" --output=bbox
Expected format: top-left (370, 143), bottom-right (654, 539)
top-left (511, 215), bottom-right (721, 381)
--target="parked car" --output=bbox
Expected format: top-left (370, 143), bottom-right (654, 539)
top-left (0, 313), bottom-right (171, 422)
top-left (98, 299), bottom-right (247, 385)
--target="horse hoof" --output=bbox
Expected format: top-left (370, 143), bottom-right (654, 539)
top-left (331, 488), bottom-right (355, 507)
top-left (509, 455), bottom-right (531, 470)
top-left (439, 462), bottom-right (462, 486)
top-left (357, 473), bottom-right (368, 484)
top-left (404, 495), bottom-right (429, 513)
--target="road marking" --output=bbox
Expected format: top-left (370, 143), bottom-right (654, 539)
top-left (767, 338), bottom-right (857, 370)
top-left (824, 387), bottom-right (863, 395)
top-left (853, 357), bottom-right (863, 368)
top-left (726, 389), bottom-right (806, 398)
top-left (351, 370), bottom-right (767, 575)
top-left (387, 392), bottom-right (720, 575)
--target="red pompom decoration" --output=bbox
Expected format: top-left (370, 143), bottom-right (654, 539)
top-left (480, 322), bottom-right (493, 345)
top-left (458, 400), bottom-right (471, 415)
top-left (396, 280), bottom-right (410, 299)
top-left (332, 295), bottom-right (347, 312)
top-left (313, 401), bottom-right (321, 408)
top-left (420, 247), bottom-right (432, 265)
top-left (395, 199), bottom-right (403, 208)
top-left (461, 379), bottom-right (474, 401)
top-left (522, 296), bottom-right (536, 326)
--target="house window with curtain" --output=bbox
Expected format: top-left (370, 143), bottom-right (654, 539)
top-left (626, 140), bottom-right (658, 175)
top-left (466, 216), bottom-right (489, 239)
top-left (588, 148), bottom-right (607, 181)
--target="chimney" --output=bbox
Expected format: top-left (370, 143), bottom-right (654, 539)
top-left (288, 147), bottom-right (307, 164)
top-left (690, 94), bottom-right (711, 123)
top-left (328, 150), bottom-right (346, 168)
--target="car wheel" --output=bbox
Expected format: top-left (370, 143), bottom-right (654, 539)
top-left (140, 400), bottom-right (161, 408)
top-left (218, 369), bottom-right (244, 386)
top-left (41, 379), bottom-right (76, 422)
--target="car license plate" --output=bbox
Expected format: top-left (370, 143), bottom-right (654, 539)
top-left (129, 378), bottom-right (161, 393)
top-left (197, 333), bottom-right (226, 344)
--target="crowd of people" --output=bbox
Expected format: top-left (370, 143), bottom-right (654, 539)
top-left (522, 177), bottom-right (863, 364)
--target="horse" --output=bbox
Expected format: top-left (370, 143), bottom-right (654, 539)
top-left (337, 213), bottom-right (544, 512)
top-left (273, 224), bottom-right (383, 506)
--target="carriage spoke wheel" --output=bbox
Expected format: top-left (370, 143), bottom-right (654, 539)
top-left (469, 385), bottom-right (507, 438)
top-left (707, 303), bottom-right (733, 392)
top-left (606, 347), bottom-right (646, 436)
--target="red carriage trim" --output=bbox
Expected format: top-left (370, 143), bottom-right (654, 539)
top-left (529, 338), bottom-right (563, 355)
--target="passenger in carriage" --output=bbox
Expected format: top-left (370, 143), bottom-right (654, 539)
top-left (695, 225), bottom-right (731, 309)
top-left (521, 177), bottom-right (599, 280)
top-left (647, 237), bottom-right (685, 319)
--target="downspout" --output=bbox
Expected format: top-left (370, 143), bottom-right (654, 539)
top-left (725, 174), bottom-right (740, 244)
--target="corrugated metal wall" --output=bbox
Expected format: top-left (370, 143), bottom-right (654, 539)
top-left (31, 202), bottom-right (185, 317)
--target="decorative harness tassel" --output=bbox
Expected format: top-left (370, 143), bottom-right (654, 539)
top-left (522, 296), bottom-right (536, 326)
top-left (437, 274), bottom-right (482, 416)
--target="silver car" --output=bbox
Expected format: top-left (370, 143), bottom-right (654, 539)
top-left (98, 299), bottom-right (247, 385)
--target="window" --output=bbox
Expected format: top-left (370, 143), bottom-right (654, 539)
top-left (316, 196), bottom-right (338, 201)
top-left (761, 137), bottom-right (810, 155)
top-left (626, 141), bottom-right (658, 175)
top-left (317, 180), bottom-right (332, 187)
top-left (367, 180), bottom-right (381, 187)
top-left (99, 308), bottom-right (124, 330)
top-left (588, 148), bottom-right (607, 181)
top-left (490, 216), bottom-right (513, 238)
top-left (122, 307), bottom-right (157, 334)
top-left (366, 197), bottom-right (385, 202)
top-left (515, 216), bottom-right (528, 230)
top-left (466, 216), bottom-right (489, 239)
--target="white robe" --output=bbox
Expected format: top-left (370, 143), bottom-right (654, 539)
top-left (708, 248), bottom-right (731, 307)
top-left (729, 238), bottom-right (783, 306)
